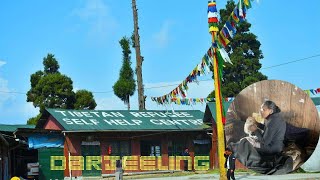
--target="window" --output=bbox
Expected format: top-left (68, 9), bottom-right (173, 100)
top-left (109, 141), bottom-right (131, 157)
top-left (168, 140), bottom-right (187, 156)
top-left (193, 139), bottom-right (211, 156)
top-left (140, 141), bottom-right (161, 156)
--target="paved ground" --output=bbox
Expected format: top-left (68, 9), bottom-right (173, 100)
top-left (142, 173), bottom-right (320, 180)
top-left (82, 173), bottom-right (320, 180)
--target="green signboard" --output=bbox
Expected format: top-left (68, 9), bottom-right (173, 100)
top-left (46, 109), bottom-right (208, 131)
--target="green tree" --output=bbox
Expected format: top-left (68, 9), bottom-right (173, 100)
top-left (27, 114), bottom-right (42, 125)
top-left (43, 54), bottom-right (60, 74)
top-left (208, 0), bottom-right (267, 98)
top-left (31, 73), bottom-right (75, 111)
top-left (26, 53), bottom-right (96, 125)
top-left (74, 90), bottom-right (97, 110)
top-left (113, 37), bottom-right (136, 110)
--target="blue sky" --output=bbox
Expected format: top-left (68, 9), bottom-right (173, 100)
top-left (0, 0), bottom-right (319, 124)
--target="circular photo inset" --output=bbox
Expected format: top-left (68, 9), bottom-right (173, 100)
top-left (225, 80), bottom-right (320, 175)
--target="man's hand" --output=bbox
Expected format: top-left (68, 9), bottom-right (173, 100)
top-left (230, 170), bottom-right (234, 172)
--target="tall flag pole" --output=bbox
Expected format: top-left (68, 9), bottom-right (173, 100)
top-left (208, 1), bottom-right (227, 179)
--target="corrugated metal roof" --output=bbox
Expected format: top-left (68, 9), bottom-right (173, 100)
top-left (204, 102), bottom-right (231, 123)
top-left (312, 97), bottom-right (320, 106)
top-left (0, 124), bottom-right (35, 132)
top-left (46, 108), bottom-right (209, 132)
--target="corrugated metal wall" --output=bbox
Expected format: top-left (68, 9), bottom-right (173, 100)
top-left (38, 148), bottom-right (64, 180)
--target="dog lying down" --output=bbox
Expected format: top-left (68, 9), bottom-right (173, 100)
top-left (242, 117), bottom-right (262, 148)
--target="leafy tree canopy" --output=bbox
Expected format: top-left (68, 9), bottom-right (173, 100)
top-left (26, 53), bottom-right (96, 124)
top-left (74, 90), bottom-right (97, 110)
top-left (208, 0), bottom-right (267, 98)
top-left (113, 37), bottom-right (136, 109)
top-left (43, 54), bottom-right (60, 74)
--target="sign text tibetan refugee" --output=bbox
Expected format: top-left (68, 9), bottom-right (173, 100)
top-left (54, 110), bottom-right (203, 126)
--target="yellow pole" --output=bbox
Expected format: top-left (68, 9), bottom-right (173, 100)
top-left (208, 1), bottom-right (226, 179)
top-left (212, 47), bottom-right (227, 180)
top-left (210, 32), bottom-right (227, 180)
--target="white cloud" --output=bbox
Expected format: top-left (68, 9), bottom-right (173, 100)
top-left (152, 20), bottom-right (173, 48)
top-left (0, 100), bottom-right (39, 124)
top-left (71, 0), bottom-right (117, 42)
top-left (73, 0), bottom-right (108, 20)
top-left (0, 60), bottom-right (6, 67)
top-left (21, 102), bottom-right (39, 119)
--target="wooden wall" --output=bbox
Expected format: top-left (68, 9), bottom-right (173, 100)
top-left (228, 80), bottom-right (320, 145)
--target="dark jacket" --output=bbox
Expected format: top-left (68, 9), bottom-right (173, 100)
top-left (182, 151), bottom-right (190, 156)
top-left (254, 113), bottom-right (286, 154)
top-left (224, 153), bottom-right (236, 170)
